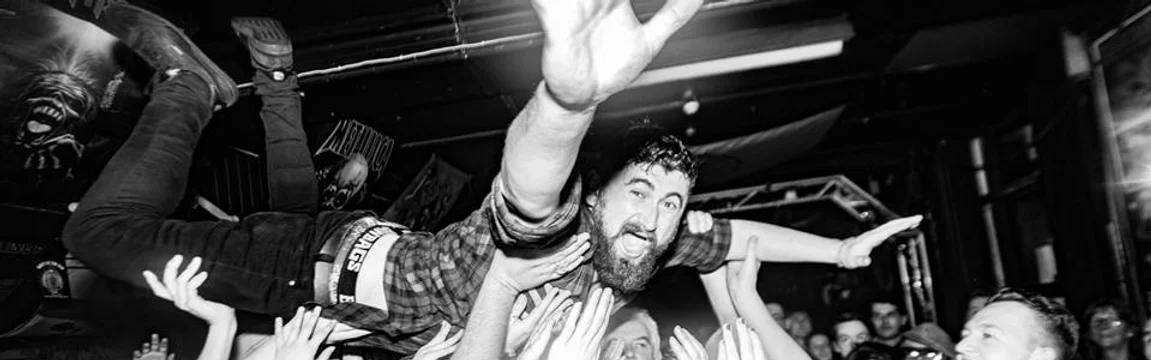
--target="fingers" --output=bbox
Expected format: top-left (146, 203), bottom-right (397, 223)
top-left (747, 325), bottom-right (766, 360)
top-left (740, 237), bottom-right (760, 279)
top-left (735, 320), bottom-right (753, 359)
top-left (142, 270), bottom-right (172, 301)
top-left (316, 346), bottom-right (337, 360)
top-left (859, 215), bottom-right (924, 246)
top-left (512, 294), bottom-right (530, 319)
top-left (674, 326), bottom-right (706, 360)
top-left (558, 301), bottom-right (582, 341)
top-left (429, 321), bottom-right (452, 344)
top-left (188, 271), bottom-right (209, 292)
top-left (642, 0), bottom-right (705, 49)
top-left (175, 257), bottom-right (202, 310)
top-left (161, 255), bottom-right (183, 302)
top-left (287, 307), bottom-right (305, 341)
top-left (274, 316), bottom-right (285, 345)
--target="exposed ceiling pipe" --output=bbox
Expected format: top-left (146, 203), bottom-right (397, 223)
top-left (235, 0), bottom-right (799, 94)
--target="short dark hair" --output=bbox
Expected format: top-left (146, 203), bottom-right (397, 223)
top-left (870, 297), bottom-right (905, 315)
top-left (583, 123), bottom-right (699, 193)
top-left (986, 287), bottom-right (1079, 360)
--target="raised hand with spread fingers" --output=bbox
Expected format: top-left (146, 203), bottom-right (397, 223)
top-left (669, 326), bottom-right (708, 360)
top-left (273, 307), bottom-right (337, 360)
top-left (133, 333), bottom-right (174, 360)
top-left (507, 284), bottom-right (574, 355)
top-left (546, 287), bottom-right (615, 360)
top-left (141, 255), bottom-right (236, 360)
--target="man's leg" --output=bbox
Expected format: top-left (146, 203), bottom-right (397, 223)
top-left (233, 17), bottom-right (318, 214)
top-left (61, 5), bottom-right (319, 316)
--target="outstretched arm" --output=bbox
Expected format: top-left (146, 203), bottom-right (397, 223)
top-left (499, 0), bottom-right (705, 219)
top-left (726, 238), bottom-right (810, 360)
top-left (725, 215), bottom-right (923, 268)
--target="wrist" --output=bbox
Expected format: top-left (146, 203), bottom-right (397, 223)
top-left (537, 82), bottom-right (597, 117)
top-left (835, 240), bottom-right (850, 268)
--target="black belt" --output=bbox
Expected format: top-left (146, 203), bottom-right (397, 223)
top-left (319, 219), bottom-right (406, 304)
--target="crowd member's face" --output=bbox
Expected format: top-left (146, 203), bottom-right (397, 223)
top-left (788, 311), bottom-right (814, 338)
top-left (1088, 306), bottom-right (1130, 349)
top-left (587, 164), bottom-right (690, 293)
top-left (966, 296), bottom-right (991, 322)
top-left (766, 303), bottom-right (786, 324)
top-left (834, 320), bottom-right (872, 357)
top-left (601, 319), bottom-right (658, 360)
top-left (871, 302), bottom-right (907, 340)
top-left (956, 302), bottom-right (1054, 360)
top-left (809, 333), bottom-right (835, 360)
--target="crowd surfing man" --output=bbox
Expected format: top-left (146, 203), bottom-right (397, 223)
top-left (56, 0), bottom-right (922, 354)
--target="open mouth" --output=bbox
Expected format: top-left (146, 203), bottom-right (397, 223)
top-left (21, 98), bottom-right (71, 145)
top-left (617, 232), bottom-right (652, 259)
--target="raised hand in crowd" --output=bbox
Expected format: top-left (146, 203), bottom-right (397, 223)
top-left (717, 320), bottom-right (767, 360)
top-left (544, 287), bottom-right (615, 360)
top-left (669, 326), bottom-right (709, 360)
top-left (516, 310), bottom-right (564, 360)
top-left (143, 255), bottom-right (236, 327)
top-left (413, 321), bottom-right (463, 360)
top-left (725, 238), bottom-right (812, 360)
top-left (133, 334), bottom-right (174, 360)
top-left (142, 255), bottom-right (236, 360)
top-left (507, 284), bottom-right (574, 354)
top-left (272, 307), bottom-right (337, 360)
top-left (450, 233), bottom-right (588, 360)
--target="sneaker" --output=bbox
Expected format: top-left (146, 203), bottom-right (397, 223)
top-left (231, 17), bottom-right (294, 76)
top-left (81, 3), bottom-right (237, 107)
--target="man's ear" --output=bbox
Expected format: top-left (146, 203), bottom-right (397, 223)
top-left (1028, 346), bottom-right (1057, 360)
top-left (900, 314), bottom-right (909, 326)
top-left (584, 191), bottom-right (599, 208)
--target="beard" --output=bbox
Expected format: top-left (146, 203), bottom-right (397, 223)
top-left (585, 205), bottom-right (672, 295)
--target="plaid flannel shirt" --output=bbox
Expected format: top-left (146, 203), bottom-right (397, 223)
top-left (322, 175), bottom-right (732, 354)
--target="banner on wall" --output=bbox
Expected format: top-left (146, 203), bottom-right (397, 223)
top-left (383, 155), bottom-right (471, 231)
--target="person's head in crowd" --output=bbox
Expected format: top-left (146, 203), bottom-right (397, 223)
top-left (956, 287), bottom-right (1079, 360)
top-left (582, 124), bottom-right (700, 294)
top-left (600, 307), bottom-right (661, 360)
top-left (871, 298), bottom-right (909, 346)
top-left (766, 302), bottom-right (787, 324)
top-left (788, 310), bottom-right (814, 340)
top-left (808, 332), bottom-right (836, 360)
top-left (900, 322), bottom-right (957, 360)
top-left (1140, 318), bottom-right (1151, 360)
top-left (966, 288), bottom-right (996, 322)
top-left (835, 313), bottom-right (873, 358)
top-left (1080, 299), bottom-right (1139, 360)
top-left (846, 341), bottom-right (899, 360)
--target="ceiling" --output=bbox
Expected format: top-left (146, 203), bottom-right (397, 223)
top-left (22, 0), bottom-right (1126, 196)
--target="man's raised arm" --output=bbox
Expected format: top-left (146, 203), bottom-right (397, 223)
top-left (499, 0), bottom-right (704, 219)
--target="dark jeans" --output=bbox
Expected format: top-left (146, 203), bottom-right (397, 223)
top-left (62, 72), bottom-right (356, 316)
top-left (256, 71), bottom-right (318, 214)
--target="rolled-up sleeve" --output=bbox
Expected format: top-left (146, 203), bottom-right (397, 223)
top-left (486, 172), bottom-right (582, 249)
top-left (665, 218), bottom-right (733, 273)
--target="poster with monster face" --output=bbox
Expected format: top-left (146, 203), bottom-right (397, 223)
top-left (0, 0), bottom-right (134, 206)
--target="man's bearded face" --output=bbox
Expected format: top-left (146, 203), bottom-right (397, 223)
top-left (15, 71), bottom-right (95, 147)
top-left (586, 164), bottom-right (690, 294)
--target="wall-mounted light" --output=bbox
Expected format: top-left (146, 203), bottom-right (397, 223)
top-left (681, 89), bottom-right (700, 116)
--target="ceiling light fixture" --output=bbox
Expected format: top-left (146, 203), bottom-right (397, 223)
top-left (627, 40), bottom-right (845, 89)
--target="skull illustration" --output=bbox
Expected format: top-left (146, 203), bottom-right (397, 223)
top-left (318, 153), bottom-right (370, 210)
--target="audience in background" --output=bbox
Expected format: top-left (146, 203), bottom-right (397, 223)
top-left (807, 333), bottom-right (836, 360)
top-left (1079, 299), bottom-right (1140, 360)
top-left (765, 302), bottom-right (786, 326)
top-left (834, 314), bottom-right (873, 359)
top-left (599, 307), bottom-right (661, 360)
top-left (957, 287), bottom-right (1079, 360)
top-left (965, 289), bottom-right (995, 322)
top-left (788, 311), bottom-right (814, 345)
top-left (899, 322), bottom-right (955, 360)
top-left (1142, 318), bottom-right (1151, 360)
top-left (870, 299), bottom-right (908, 347)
